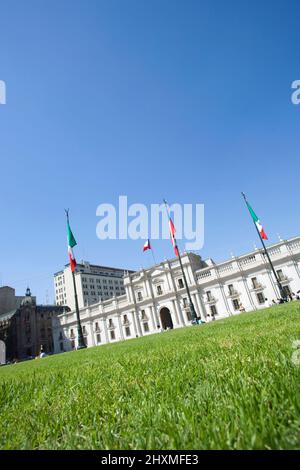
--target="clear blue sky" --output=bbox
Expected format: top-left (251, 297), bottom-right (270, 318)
top-left (0, 0), bottom-right (299, 303)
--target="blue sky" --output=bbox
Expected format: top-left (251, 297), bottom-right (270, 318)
top-left (0, 0), bottom-right (299, 303)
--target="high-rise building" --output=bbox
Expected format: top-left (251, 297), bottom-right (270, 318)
top-left (54, 260), bottom-right (134, 310)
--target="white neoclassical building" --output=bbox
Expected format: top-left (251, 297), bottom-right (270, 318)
top-left (53, 235), bottom-right (300, 353)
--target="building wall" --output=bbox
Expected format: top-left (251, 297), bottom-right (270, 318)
top-left (0, 292), bottom-right (69, 361)
top-left (54, 261), bottom-right (131, 310)
top-left (0, 287), bottom-right (27, 315)
top-left (53, 236), bottom-right (300, 353)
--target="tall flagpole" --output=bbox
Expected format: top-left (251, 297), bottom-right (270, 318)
top-left (163, 199), bottom-right (199, 323)
top-left (150, 244), bottom-right (157, 265)
top-left (65, 210), bottom-right (86, 349)
top-left (241, 193), bottom-right (286, 300)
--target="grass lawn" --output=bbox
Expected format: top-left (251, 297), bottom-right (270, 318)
top-left (1, 302), bottom-right (300, 450)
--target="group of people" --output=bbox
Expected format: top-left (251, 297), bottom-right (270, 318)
top-left (270, 292), bottom-right (300, 305)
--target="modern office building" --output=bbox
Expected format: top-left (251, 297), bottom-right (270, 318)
top-left (54, 261), bottom-right (134, 310)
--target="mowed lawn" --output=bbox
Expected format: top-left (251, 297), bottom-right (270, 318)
top-left (1, 303), bottom-right (300, 450)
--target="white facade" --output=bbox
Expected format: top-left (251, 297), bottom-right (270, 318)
top-left (53, 236), bottom-right (300, 353)
top-left (54, 261), bottom-right (133, 310)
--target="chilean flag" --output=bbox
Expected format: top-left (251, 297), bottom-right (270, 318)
top-left (169, 218), bottom-right (180, 257)
top-left (143, 239), bottom-right (151, 252)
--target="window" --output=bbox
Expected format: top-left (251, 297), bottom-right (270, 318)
top-left (183, 297), bottom-right (188, 308)
top-left (123, 315), bottom-right (129, 324)
top-left (228, 284), bottom-right (235, 296)
top-left (82, 326), bottom-right (87, 336)
top-left (96, 333), bottom-right (101, 344)
top-left (125, 326), bottom-right (131, 337)
top-left (95, 322), bottom-right (100, 332)
top-left (232, 299), bottom-right (240, 311)
top-left (276, 269), bottom-right (285, 281)
top-left (283, 285), bottom-right (291, 297)
top-left (210, 305), bottom-right (218, 316)
top-left (143, 322), bottom-right (149, 333)
top-left (137, 291), bottom-right (143, 301)
top-left (110, 330), bottom-right (115, 340)
top-left (251, 277), bottom-right (259, 289)
top-left (141, 310), bottom-right (148, 321)
top-left (186, 309), bottom-right (192, 321)
top-left (178, 278), bottom-right (184, 289)
top-left (157, 285), bottom-right (163, 295)
top-left (206, 291), bottom-right (212, 302)
top-left (108, 319), bottom-right (114, 328)
top-left (257, 293), bottom-right (265, 304)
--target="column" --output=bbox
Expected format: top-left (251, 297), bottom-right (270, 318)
top-left (117, 314), bottom-right (124, 340)
top-left (131, 311), bottom-right (139, 337)
top-left (148, 306), bottom-right (156, 330)
top-left (192, 294), bottom-right (202, 320)
top-left (171, 299), bottom-right (180, 326)
top-left (88, 320), bottom-right (95, 347)
top-left (101, 317), bottom-right (109, 344)
top-left (150, 305), bottom-right (160, 329)
top-left (175, 298), bottom-right (186, 326)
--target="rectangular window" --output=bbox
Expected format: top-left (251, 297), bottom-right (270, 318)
top-left (125, 326), bottom-right (131, 337)
top-left (251, 277), bottom-right (259, 289)
top-left (141, 310), bottom-right (148, 320)
top-left (110, 330), bottom-right (115, 340)
top-left (283, 285), bottom-right (291, 297)
top-left (210, 305), bottom-right (218, 316)
top-left (228, 284), bottom-right (235, 295)
top-left (257, 293), bottom-right (265, 304)
top-left (276, 269), bottom-right (285, 281)
top-left (206, 291), bottom-right (212, 302)
top-left (232, 299), bottom-right (240, 310)
top-left (157, 285), bottom-right (163, 295)
top-left (96, 333), bottom-right (101, 344)
top-left (143, 322), bottom-right (149, 333)
top-left (137, 291), bottom-right (143, 301)
top-left (178, 278), bottom-right (184, 289)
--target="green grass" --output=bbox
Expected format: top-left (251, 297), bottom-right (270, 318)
top-left (1, 302), bottom-right (300, 450)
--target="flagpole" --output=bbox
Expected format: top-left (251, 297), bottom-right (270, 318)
top-left (65, 210), bottom-right (86, 349)
top-left (241, 193), bottom-right (286, 300)
top-left (163, 199), bottom-right (199, 323)
top-left (150, 243), bottom-right (157, 265)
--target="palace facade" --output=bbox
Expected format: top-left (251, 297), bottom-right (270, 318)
top-left (53, 236), bottom-right (300, 353)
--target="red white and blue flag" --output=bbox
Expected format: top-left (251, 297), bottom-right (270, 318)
top-left (143, 239), bottom-right (151, 252)
top-left (169, 218), bottom-right (180, 257)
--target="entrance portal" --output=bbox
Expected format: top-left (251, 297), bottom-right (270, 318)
top-left (159, 307), bottom-right (174, 330)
